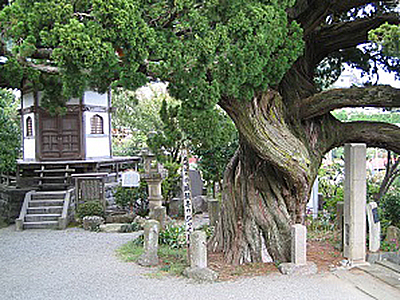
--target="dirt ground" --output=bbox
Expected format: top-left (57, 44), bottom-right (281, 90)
top-left (208, 238), bottom-right (343, 281)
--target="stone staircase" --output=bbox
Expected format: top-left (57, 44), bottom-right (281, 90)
top-left (16, 190), bottom-right (73, 230)
top-left (334, 260), bottom-right (400, 300)
top-left (356, 260), bottom-right (400, 291)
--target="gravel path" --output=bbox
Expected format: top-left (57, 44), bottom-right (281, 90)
top-left (0, 225), bottom-right (374, 300)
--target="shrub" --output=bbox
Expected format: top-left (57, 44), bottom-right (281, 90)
top-left (114, 181), bottom-right (149, 217)
top-left (159, 224), bottom-right (186, 248)
top-left (381, 191), bottom-right (400, 228)
top-left (76, 201), bottom-right (104, 220)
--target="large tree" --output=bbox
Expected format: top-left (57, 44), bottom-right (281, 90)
top-left (2, 1), bottom-right (400, 263)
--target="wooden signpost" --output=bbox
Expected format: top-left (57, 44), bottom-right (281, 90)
top-left (181, 148), bottom-right (194, 247)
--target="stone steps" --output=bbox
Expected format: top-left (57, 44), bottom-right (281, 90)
top-left (356, 261), bottom-right (400, 290)
top-left (21, 191), bottom-right (67, 230)
top-left (23, 221), bottom-right (59, 230)
top-left (334, 268), bottom-right (400, 300)
top-left (25, 214), bottom-right (60, 222)
top-left (29, 199), bottom-right (64, 207)
top-left (27, 206), bottom-right (63, 214)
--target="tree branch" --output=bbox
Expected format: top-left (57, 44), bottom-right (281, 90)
top-left (312, 14), bottom-right (400, 64)
top-left (288, 0), bottom-right (388, 36)
top-left (24, 61), bottom-right (59, 74)
top-left (340, 121), bottom-right (400, 154)
top-left (298, 85), bottom-right (400, 120)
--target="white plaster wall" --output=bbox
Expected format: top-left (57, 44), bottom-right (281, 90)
top-left (83, 91), bottom-right (108, 106)
top-left (85, 138), bottom-right (111, 158)
top-left (84, 111), bottom-right (111, 158)
top-left (23, 139), bottom-right (36, 160)
top-left (22, 113), bottom-right (36, 160)
top-left (23, 92), bottom-right (34, 108)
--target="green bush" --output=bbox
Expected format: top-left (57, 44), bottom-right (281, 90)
top-left (159, 224), bottom-right (186, 248)
top-left (134, 224), bottom-right (187, 249)
top-left (76, 201), bottom-right (104, 219)
top-left (114, 181), bottom-right (149, 217)
top-left (381, 191), bottom-right (400, 228)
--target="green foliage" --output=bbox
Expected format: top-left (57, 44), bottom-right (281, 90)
top-left (158, 224), bottom-right (186, 249)
top-left (1, 0), bottom-right (303, 106)
top-left (0, 89), bottom-right (20, 174)
top-left (114, 182), bottom-right (149, 216)
top-left (333, 109), bottom-right (400, 123)
top-left (318, 161), bottom-right (344, 216)
top-left (381, 190), bottom-right (400, 228)
top-left (118, 241), bottom-right (188, 276)
top-left (76, 201), bottom-right (104, 219)
top-left (120, 221), bottom-right (142, 233)
top-left (370, 23), bottom-right (400, 58)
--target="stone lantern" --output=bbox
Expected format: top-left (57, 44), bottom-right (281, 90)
top-left (141, 149), bottom-right (163, 211)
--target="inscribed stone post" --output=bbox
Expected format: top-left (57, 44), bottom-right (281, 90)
top-left (183, 230), bottom-right (218, 282)
top-left (207, 199), bottom-right (220, 226)
top-left (344, 143), bottom-right (367, 264)
top-left (137, 220), bottom-right (160, 266)
top-left (366, 202), bottom-right (381, 253)
top-left (291, 224), bottom-right (307, 265)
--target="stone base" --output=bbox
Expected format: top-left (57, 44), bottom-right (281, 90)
top-left (99, 223), bottom-right (126, 233)
top-left (278, 262), bottom-right (317, 275)
top-left (137, 253), bottom-right (159, 267)
top-left (183, 267), bottom-right (218, 282)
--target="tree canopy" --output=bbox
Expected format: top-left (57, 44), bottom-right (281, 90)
top-left (3, 0), bottom-right (400, 263)
top-left (0, 89), bottom-right (20, 174)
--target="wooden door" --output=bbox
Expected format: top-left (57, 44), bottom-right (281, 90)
top-left (39, 111), bottom-right (82, 160)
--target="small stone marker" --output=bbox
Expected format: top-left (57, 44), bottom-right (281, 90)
top-left (278, 224), bottom-right (317, 275)
top-left (168, 197), bottom-right (183, 217)
top-left (207, 199), bottom-right (220, 226)
top-left (149, 206), bottom-right (166, 230)
top-left (121, 171), bottom-right (140, 187)
top-left (137, 220), bottom-right (160, 267)
top-left (291, 224), bottom-right (306, 265)
top-left (183, 231), bottom-right (218, 282)
top-left (366, 202), bottom-right (380, 253)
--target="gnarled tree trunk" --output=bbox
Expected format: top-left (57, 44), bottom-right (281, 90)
top-left (210, 91), bottom-right (324, 263)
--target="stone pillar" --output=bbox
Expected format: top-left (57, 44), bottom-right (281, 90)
top-left (149, 206), bottom-right (166, 230)
top-left (337, 201), bottom-right (344, 251)
top-left (137, 220), bottom-right (160, 266)
top-left (183, 231), bottom-right (218, 282)
top-left (207, 199), bottom-right (220, 226)
top-left (291, 224), bottom-right (307, 265)
top-left (366, 202), bottom-right (380, 253)
top-left (344, 143), bottom-right (367, 265)
top-left (144, 176), bottom-right (164, 211)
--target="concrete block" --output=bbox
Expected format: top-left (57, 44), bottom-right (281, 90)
top-left (278, 262), bottom-right (317, 276)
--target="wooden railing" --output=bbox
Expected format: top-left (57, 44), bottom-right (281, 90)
top-left (0, 172), bottom-right (17, 187)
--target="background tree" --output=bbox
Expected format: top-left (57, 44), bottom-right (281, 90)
top-left (2, 1), bottom-right (400, 263)
top-left (0, 89), bottom-right (20, 175)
